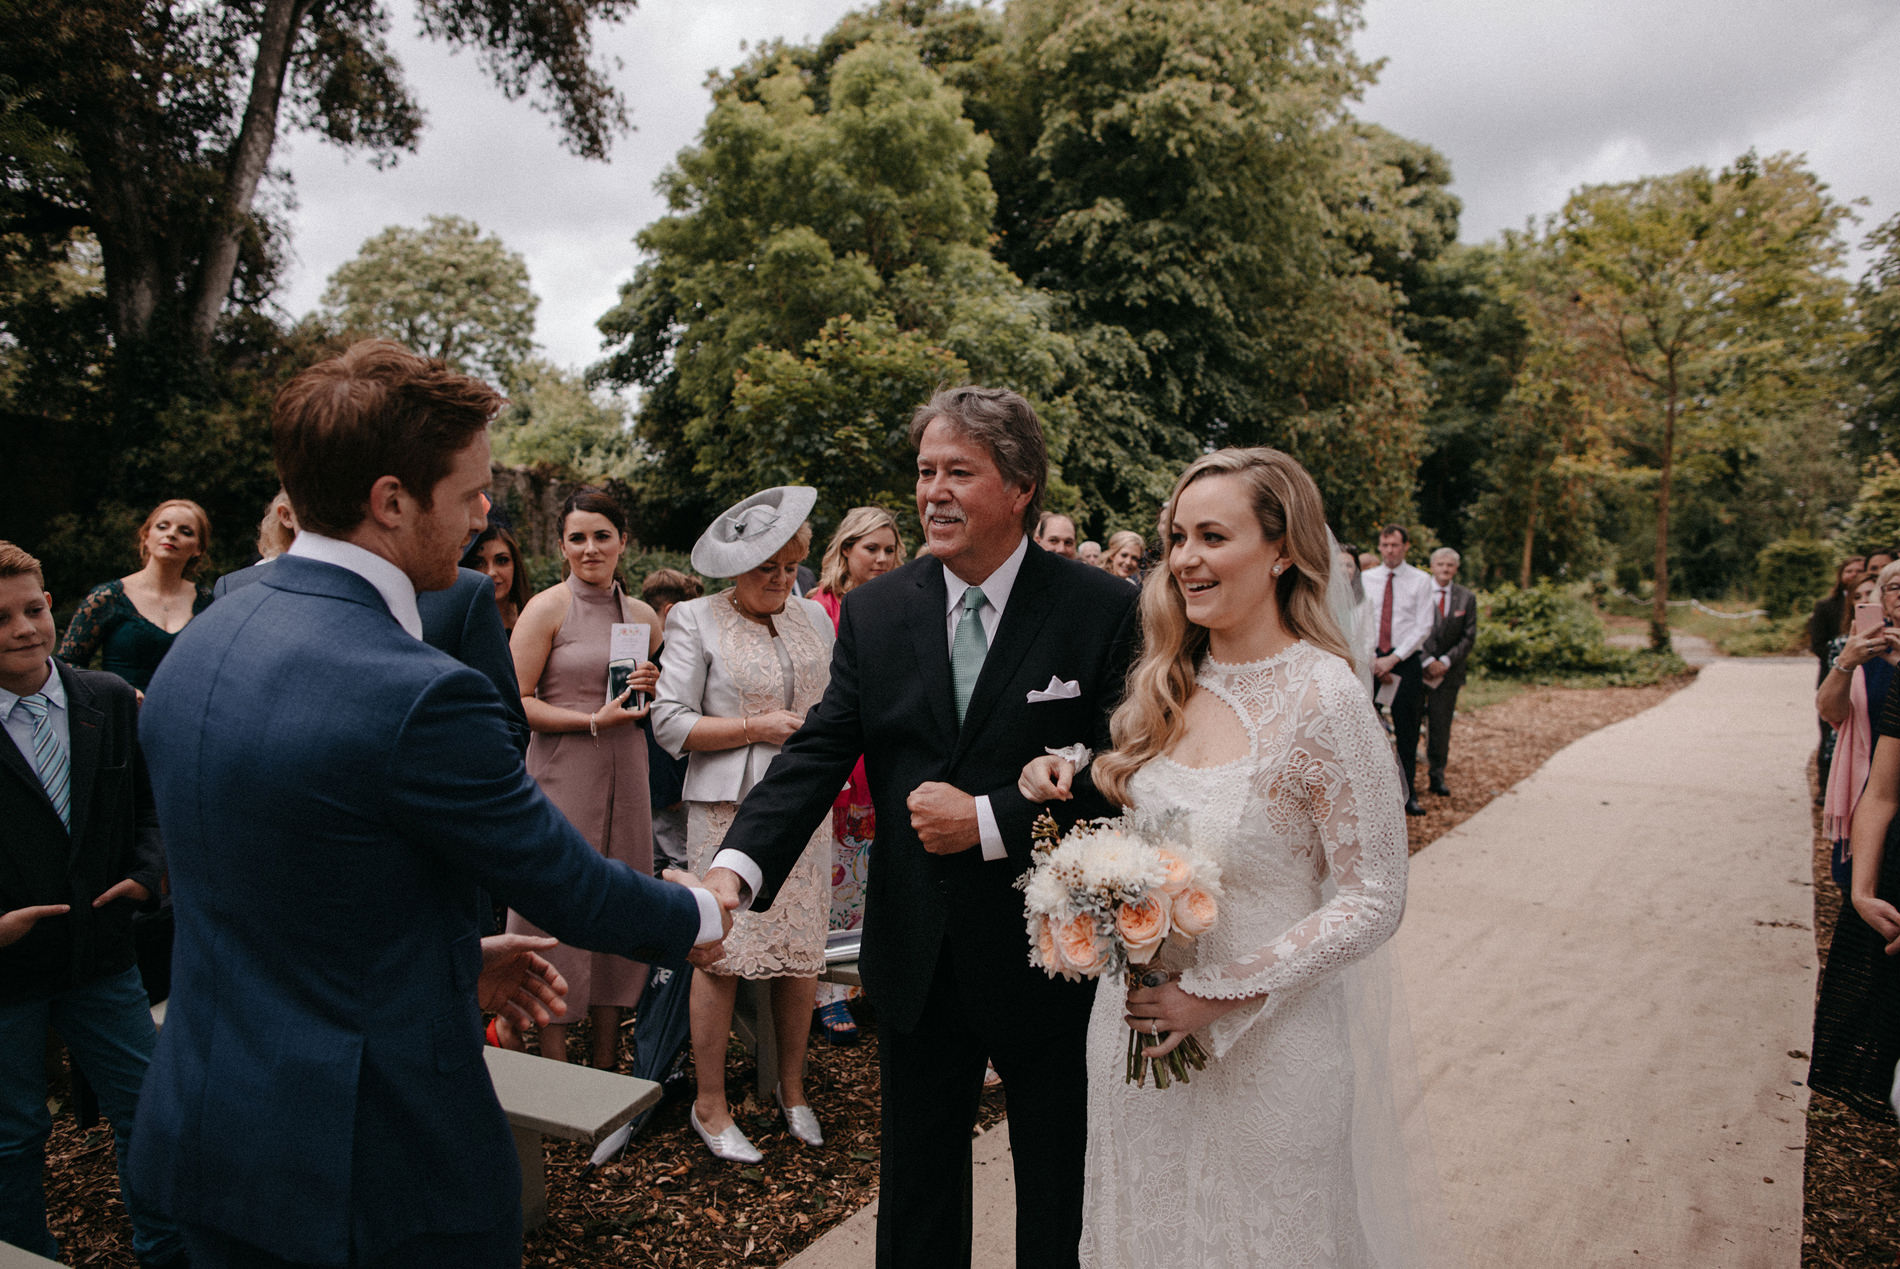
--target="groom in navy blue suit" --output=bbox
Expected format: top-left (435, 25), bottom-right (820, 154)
top-left (130, 340), bottom-right (732, 1268)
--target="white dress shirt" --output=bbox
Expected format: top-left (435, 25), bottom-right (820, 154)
top-left (1363, 561), bottom-right (1434, 662)
top-left (1, 659), bottom-right (66, 799)
top-left (288, 531), bottom-right (725, 943)
top-left (286, 531), bottom-right (424, 640)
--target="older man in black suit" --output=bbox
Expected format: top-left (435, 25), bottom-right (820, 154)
top-left (706, 387), bottom-right (1138, 1269)
top-left (1420, 546), bottom-right (1478, 797)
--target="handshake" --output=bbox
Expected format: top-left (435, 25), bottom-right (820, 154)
top-left (475, 867), bottom-right (749, 1032)
top-left (668, 867), bottom-right (745, 970)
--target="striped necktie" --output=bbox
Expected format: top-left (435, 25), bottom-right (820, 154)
top-left (952, 587), bottom-right (988, 725)
top-left (17, 693), bottom-right (70, 830)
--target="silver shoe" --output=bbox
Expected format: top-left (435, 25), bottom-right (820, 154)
top-left (775, 1085), bottom-right (824, 1147)
top-left (690, 1105), bottom-right (763, 1163)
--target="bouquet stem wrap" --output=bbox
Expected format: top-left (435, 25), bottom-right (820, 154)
top-left (1123, 968), bottom-right (1210, 1088)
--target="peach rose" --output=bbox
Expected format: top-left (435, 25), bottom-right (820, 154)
top-left (1055, 912), bottom-right (1110, 977)
top-left (1115, 894), bottom-right (1170, 964)
top-left (1154, 848), bottom-right (1194, 897)
top-left (1171, 887), bottom-right (1218, 938)
top-left (1035, 915), bottom-right (1060, 970)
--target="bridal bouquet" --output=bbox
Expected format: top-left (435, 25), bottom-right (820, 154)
top-left (1017, 813), bottom-right (1222, 1087)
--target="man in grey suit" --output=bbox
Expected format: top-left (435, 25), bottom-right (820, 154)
top-left (1420, 547), bottom-right (1477, 797)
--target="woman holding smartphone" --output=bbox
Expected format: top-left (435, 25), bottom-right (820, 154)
top-left (503, 487), bottom-right (663, 1068)
top-left (1820, 561), bottom-right (1900, 888)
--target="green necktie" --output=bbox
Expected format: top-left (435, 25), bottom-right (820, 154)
top-left (951, 586), bottom-right (988, 725)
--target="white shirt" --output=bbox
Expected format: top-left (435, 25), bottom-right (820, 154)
top-left (286, 531), bottom-right (424, 640)
top-left (1363, 561), bottom-right (1434, 662)
top-left (710, 534), bottom-right (1035, 901)
top-left (1, 659), bottom-right (67, 804)
top-left (288, 531), bottom-right (726, 944)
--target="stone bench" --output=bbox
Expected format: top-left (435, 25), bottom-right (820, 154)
top-left (731, 956), bottom-right (860, 1100)
top-left (150, 1001), bottom-right (659, 1229)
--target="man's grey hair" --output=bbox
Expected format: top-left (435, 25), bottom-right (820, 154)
top-left (908, 386), bottom-right (1047, 534)
top-left (1430, 547), bottom-right (1461, 565)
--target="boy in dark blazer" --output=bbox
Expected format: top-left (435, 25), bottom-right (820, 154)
top-left (0, 540), bottom-right (184, 1266)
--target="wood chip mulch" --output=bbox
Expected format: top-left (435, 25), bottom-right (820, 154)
top-left (40, 671), bottom-right (1710, 1268)
top-left (1803, 755), bottom-right (1900, 1268)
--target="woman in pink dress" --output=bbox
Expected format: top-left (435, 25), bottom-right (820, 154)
top-left (504, 488), bottom-right (664, 1068)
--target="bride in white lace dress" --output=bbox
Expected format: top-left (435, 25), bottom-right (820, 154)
top-left (1024, 448), bottom-right (1427, 1267)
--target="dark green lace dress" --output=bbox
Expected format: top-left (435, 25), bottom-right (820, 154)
top-left (57, 579), bottom-right (214, 690)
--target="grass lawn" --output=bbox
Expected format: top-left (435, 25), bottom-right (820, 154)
top-left (1597, 592), bottom-right (1807, 656)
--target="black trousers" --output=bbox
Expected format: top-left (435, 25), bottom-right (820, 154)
top-left (1381, 650), bottom-right (1425, 798)
top-left (182, 1216), bottom-right (521, 1269)
top-left (1425, 677), bottom-right (1462, 781)
top-left (877, 948), bottom-right (1087, 1269)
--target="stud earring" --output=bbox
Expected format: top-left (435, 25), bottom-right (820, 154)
top-left (1270, 560), bottom-right (1286, 577)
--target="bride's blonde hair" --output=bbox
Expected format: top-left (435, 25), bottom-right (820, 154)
top-left (1092, 448), bottom-right (1350, 808)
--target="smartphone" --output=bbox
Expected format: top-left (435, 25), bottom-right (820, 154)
top-left (1855, 602), bottom-right (1884, 635)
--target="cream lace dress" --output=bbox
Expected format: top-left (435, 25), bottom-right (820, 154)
top-left (1079, 642), bottom-right (1415, 1268)
top-left (683, 591), bottom-right (833, 978)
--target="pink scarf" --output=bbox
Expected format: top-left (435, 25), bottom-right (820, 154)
top-left (1824, 665), bottom-right (1874, 844)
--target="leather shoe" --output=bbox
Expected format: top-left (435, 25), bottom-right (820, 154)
top-left (1404, 797), bottom-right (1426, 817)
top-left (691, 1104), bottom-right (763, 1163)
top-left (776, 1085), bottom-right (823, 1147)
top-left (1429, 778), bottom-right (1450, 797)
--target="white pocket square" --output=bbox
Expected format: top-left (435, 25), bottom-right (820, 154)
top-left (1026, 677), bottom-right (1082, 703)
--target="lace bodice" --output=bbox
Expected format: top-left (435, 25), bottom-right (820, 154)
top-left (1133, 641), bottom-right (1408, 1055)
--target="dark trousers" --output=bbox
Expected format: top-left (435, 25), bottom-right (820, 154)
top-left (183, 1214), bottom-right (521, 1269)
top-left (1425, 678), bottom-right (1462, 782)
top-left (877, 949), bottom-right (1087, 1269)
top-left (1381, 650), bottom-right (1425, 797)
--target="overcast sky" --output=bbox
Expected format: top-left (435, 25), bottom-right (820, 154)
top-left (274, 0), bottom-right (1900, 374)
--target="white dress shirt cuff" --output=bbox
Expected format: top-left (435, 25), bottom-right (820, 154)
top-left (689, 888), bottom-right (726, 945)
top-left (709, 849), bottom-right (761, 910)
top-left (977, 795), bottom-right (1006, 861)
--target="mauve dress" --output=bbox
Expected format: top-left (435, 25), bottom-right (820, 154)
top-left (505, 575), bottom-right (653, 1010)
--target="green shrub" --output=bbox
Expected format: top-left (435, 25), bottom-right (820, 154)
top-left (1473, 583), bottom-right (1633, 678)
top-left (1754, 536), bottom-right (1835, 618)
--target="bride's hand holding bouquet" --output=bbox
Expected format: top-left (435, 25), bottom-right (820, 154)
top-left (1015, 806), bottom-right (1225, 1086)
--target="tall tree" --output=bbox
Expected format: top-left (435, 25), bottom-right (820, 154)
top-left (320, 214), bottom-right (538, 385)
top-left (1557, 151), bottom-right (1854, 647)
top-left (593, 36), bottom-right (1073, 545)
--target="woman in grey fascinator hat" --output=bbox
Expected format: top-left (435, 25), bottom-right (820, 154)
top-left (651, 487), bottom-right (837, 1161)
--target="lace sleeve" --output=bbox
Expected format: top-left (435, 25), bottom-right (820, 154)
top-left (57, 582), bottom-right (121, 669)
top-left (1180, 659), bottom-right (1409, 1057)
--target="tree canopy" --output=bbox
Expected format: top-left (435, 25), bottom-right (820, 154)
top-left (320, 214), bottom-right (538, 385)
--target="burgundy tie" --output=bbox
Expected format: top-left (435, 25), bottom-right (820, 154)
top-left (1438, 588), bottom-right (1447, 618)
top-left (1379, 571), bottom-right (1394, 652)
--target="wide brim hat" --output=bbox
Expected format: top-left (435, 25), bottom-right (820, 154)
top-left (691, 486), bottom-right (818, 579)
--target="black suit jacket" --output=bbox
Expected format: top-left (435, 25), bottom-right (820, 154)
top-left (1421, 581), bottom-right (1478, 692)
top-left (0, 661), bottom-right (163, 1005)
top-left (217, 562), bottom-right (528, 754)
top-left (726, 543), bottom-right (1139, 1034)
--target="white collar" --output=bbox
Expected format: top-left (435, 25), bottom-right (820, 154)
top-left (942, 535), bottom-right (1030, 617)
top-left (286, 531), bottom-right (424, 640)
top-left (0, 660), bottom-right (61, 715)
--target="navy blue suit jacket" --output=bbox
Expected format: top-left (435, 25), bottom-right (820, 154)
top-left (129, 556), bottom-right (700, 1263)
top-left (217, 562), bottom-right (528, 754)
